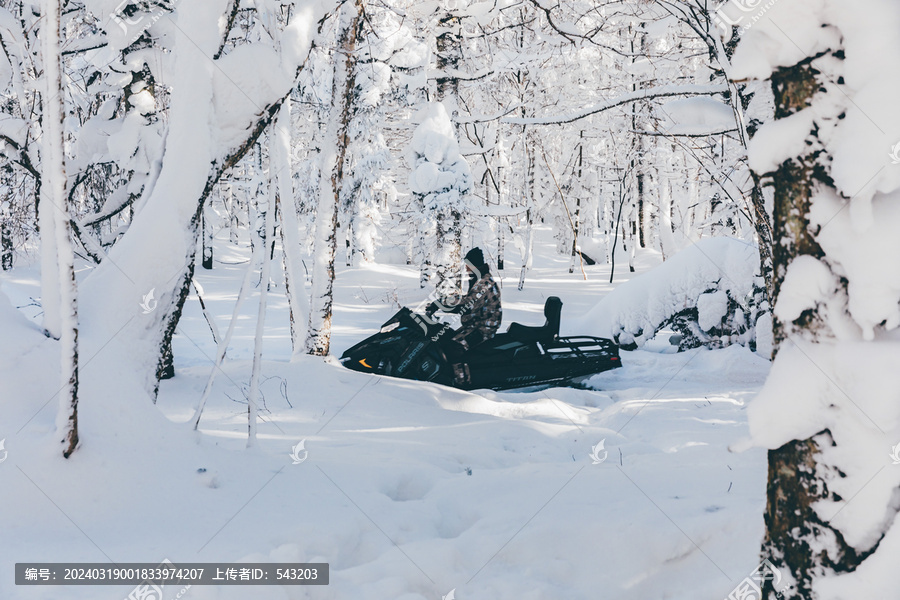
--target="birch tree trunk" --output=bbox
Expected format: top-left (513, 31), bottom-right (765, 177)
top-left (430, 2), bottom-right (464, 295)
top-left (657, 166), bottom-right (675, 261)
top-left (247, 172), bottom-right (276, 447)
top-left (710, 32), bottom-right (774, 303)
top-left (1, 220), bottom-right (12, 271)
top-left (39, 172), bottom-right (60, 338)
top-left (201, 208), bottom-right (214, 270)
top-left (305, 0), bottom-right (362, 356)
top-left (42, 0), bottom-right (79, 457)
top-left (273, 100), bottom-right (309, 358)
top-left (517, 127), bottom-right (536, 291)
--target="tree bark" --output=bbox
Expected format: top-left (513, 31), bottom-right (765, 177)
top-left (432, 3), bottom-right (464, 295)
top-left (758, 52), bottom-right (866, 600)
top-left (201, 207), bottom-right (214, 270)
top-left (305, 0), bottom-right (362, 356)
top-left (1, 221), bottom-right (12, 271)
top-left (42, 0), bottom-right (79, 458)
top-left (273, 101), bottom-right (309, 358)
top-left (247, 173), bottom-right (276, 447)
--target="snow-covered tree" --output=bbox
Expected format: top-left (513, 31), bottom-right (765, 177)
top-left (407, 101), bottom-right (472, 294)
top-left (68, 0), bottom-right (336, 405)
top-left (42, 0), bottom-right (79, 457)
top-left (305, 0), bottom-right (363, 357)
top-left (731, 0), bottom-right (900, 596)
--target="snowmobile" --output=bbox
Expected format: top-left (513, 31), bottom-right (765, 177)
top-left (339, 296), bottom-right (621, 390)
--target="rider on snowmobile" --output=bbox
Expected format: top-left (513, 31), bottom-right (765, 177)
top-left (426, 247), bottom-right (502, 360)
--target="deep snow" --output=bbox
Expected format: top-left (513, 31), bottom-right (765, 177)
top-left (0, 231), bottom-right (770, 600)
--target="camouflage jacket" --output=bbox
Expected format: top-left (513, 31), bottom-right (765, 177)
top-left (439, 273), bottom-right (502, 350)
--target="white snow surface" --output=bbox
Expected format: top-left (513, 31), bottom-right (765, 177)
top-left (575, 237), bottom-right (758, 346)
top-left (747, 339), bottom-right (900, 552)
top-left (660, 97), bottom-right (735, 136)
top-left (0, 232), bottom-right (772, 600)
top-left (809, 187), bottom-right (900, 340)
top-left (733, 0), bottom-right (900, 204)
top-left (697, 290), bottom-right (729, 333)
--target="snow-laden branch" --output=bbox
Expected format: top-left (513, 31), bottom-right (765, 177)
top-left (428, 68), bottom-right (493, 83)
top-left (632, 127), bottom-right (739, 138)
top-left (457, 102), bottom-right (523, 124)
top-left (525, 0), bottom-right (585, 45)
top-left (503, 83), bottom-right (730, 125)
top-left (0, 133), bottom-right (39, 181)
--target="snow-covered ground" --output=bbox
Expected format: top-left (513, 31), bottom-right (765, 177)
top-left (0, 231), bottom-right (770, 599)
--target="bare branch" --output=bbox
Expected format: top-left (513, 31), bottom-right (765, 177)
top-left (503, 83), bottom-right (730, 125)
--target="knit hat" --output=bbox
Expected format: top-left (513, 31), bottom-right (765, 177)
top-left (464, 247), bottom-right (486, 269)
top-left (464, 247), bottom-right (487, 280)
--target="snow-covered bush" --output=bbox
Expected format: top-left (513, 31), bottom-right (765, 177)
top-left (579, 237), bottom-right (770, 353)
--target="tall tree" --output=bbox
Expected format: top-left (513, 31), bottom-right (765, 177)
top-left (731, 1), bottom-right (900, 597)
top-left (305, 0), bottom-right (363, 356)
top-left (72, 0), bottom-right (335, 404)
top-left (41, 0), bottom-right (79, 457)
top-left (430, 0), bottom-right (465, 293)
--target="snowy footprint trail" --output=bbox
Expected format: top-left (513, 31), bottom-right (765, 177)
top-left (1, 332), bottom-right (769, 599)
top-left (146, 347), bottom-right (769, 600)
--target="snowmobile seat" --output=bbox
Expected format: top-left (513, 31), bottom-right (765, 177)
top-left (506, 296), bottom-right (562, 343)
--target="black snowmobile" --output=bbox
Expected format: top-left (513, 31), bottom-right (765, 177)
top-left (339, 296), bottom-right (621, 390)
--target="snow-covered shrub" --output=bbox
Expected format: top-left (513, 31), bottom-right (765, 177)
top-left (579, 237), bottom-right (769, 353)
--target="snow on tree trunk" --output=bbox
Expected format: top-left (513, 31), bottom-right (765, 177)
top-left (408, 102), bottom-right (472, 297)
top-left (305, 0), bottom-right (362, 357)
top-left (730, 2), bottom-right (900, 597)
top-left (77, 7), bottom-right (222, 402)
top-left (42, 0), bottom-right (79, 457)
top-left (273, 101), bottom-right (309, 358)
top-left (247, 175), bottom-right (276, 447)
top-left (657, 165), bottom-right (675, 261)
top-left (201, 207), bottom-right (214, 270)
top-left (39, 179), bottom-right (60, 338)
top-left (518, 129), bottom-right (536, 291)
top-left (432, 1), bottom-right (464, 292)
top-left (1, 221), bottom-right (12, 271)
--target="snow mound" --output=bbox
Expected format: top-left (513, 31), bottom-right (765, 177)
top-left (577, 238), bottom-right (767, 352)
